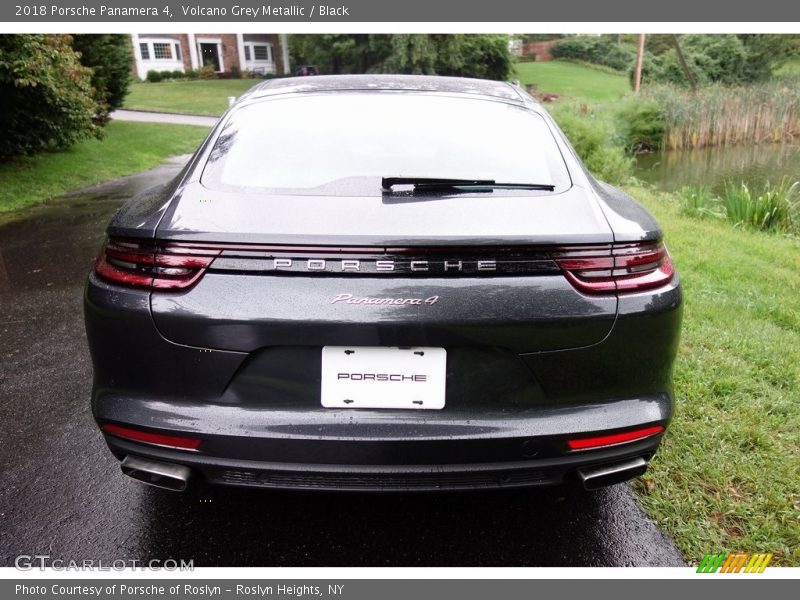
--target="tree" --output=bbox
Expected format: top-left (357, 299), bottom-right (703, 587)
top-left (379, 34), bottom-right (438, 74)
top-left (0, 34), bottom-right (102, 160)
top-left (636, 34), bottom-right (800, 88)
top-left (645, 35), bottom-right (677, 56)
top-left (736, 34), bottom-right (800, 82)
top-left (71, 34), bottom-right (132, 115)
top-left (289, 34), bottom-right (383, 74)
top-left (289, 34), bottom-right (513, 81)
top-left (550, 35), bottom-right (637, 72)
top-left (452, 35), bottom-right (514, 81)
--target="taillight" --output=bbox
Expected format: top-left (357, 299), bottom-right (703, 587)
top-left (553, 241), bottom-right (674, 294)
top-left (94, 238), bottom-right (220, 291)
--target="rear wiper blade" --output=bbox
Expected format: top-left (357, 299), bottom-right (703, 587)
top-left (381, 177), bottom-right (555, 192)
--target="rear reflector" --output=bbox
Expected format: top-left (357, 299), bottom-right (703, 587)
top-left (553, 241), bottom-right (674, 294)
top-left (102, 423), bottom-right (202, 451)
top-left (567, 425), bottom-right (664, 451)
top-left (94, 238), bottom-right (220, 291)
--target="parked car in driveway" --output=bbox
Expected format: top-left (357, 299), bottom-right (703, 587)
top-left (84, 75), bottom-right (682, 492)
top-left (295, 65), bottom-right (319, 76)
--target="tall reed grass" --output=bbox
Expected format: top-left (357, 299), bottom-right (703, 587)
top-left (642, 79), bottom-right (800, 150)
top-left (678, 177), bottom-right (800, 233)
top-left (678, 185), bottom-right (724, 219)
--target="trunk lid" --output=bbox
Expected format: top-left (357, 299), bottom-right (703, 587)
top-left (149, 183), bottom-right (618, 353)
top-left (155, 182), bottom-right (612, 246)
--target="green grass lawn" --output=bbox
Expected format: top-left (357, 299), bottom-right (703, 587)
top-left (124, 80), bottom-right (259, 116)
top-left (515, 60), bottom-right (631, 103)
top-left (0, 121), bottom-right (209, 214)
top-left (625, 186), bottom-right (800, 566)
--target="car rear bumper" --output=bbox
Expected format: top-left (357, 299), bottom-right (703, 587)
top-left (96, 393), bottom-right (670, 491)
top-left (103, 436), bottom-right (663, 492)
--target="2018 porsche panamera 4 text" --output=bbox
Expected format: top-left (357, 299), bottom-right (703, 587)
top-left (84, 75), bottom-right (682, 492)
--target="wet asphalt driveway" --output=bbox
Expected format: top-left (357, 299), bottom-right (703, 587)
top-left (0, 159), bottom-right (685, 567)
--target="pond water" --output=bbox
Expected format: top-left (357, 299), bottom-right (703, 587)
top-left (634, 143), bottom-right (800, 194)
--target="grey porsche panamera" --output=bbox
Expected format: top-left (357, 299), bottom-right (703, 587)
top-left (84, 75), bottom-right (682, 492)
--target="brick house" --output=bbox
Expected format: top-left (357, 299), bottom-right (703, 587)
top-left (130, 33), bottom-right (290, 79)
top-left (520, 40), bottom-right (558, 62)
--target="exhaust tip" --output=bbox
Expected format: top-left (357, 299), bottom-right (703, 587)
top-left (577, 457), bottom-right (647, 491)
top-left (121, 456), bottom-right (191, 492)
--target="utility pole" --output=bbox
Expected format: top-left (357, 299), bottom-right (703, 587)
top-left (633, 34), bottom-right (646, 94)
top-left (672, 34), bottom-right (698, 92)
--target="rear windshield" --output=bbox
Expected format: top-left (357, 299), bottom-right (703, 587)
top-left (201, 93), bottom-right (572, 195)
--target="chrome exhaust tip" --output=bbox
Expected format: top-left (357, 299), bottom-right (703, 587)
top-left (120, 456), bottom-right (191, 492)
top-left (577, 457), bottom-right (647, 490)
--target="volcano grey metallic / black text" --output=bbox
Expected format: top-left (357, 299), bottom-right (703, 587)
top-left (84, 75), bottom-right (682, 492)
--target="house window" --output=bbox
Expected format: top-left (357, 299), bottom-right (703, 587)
top-left (174, 43), bottom-right (181, 61)
top-left (253, 45), bottom-right (269, 61)
top-left (139, 43), bottom-right (150, 60)
top-left (152, 43), bottom-right (173, 59)
top-left (244, 46), bottom-right (251, 61)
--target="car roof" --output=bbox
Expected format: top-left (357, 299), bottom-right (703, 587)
top-left (244, 74), bottom-right (532, 104)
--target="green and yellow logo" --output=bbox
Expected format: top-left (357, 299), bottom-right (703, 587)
top-left (697, 552), bottom-right (773, 573)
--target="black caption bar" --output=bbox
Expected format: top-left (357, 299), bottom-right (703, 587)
top-left (3, 579), bottom-right (786, 600)
top-left (3, 0), bottom-right (800, 22)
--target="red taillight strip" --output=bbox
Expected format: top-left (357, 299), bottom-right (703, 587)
top-left (94, 238), bottom-right (221, 291)
top-left (102, 423), bottom-right (202, 451)
top-left (95, 252), bottom-right (154, 288)
top-left (104, 246), bottom-right (155, 265)
top-left (155, 254), bottom-right (215, 268)
top-left (615, 256), bottom-right (675, 292)
top-left (555, 256), bottom-right (614, 271)
top-left (562, 270), bottom-right (617, 293)
top-left (567, 425), bottom-right (665, 451)
top-left (554, 241), bottom-right (674, 294)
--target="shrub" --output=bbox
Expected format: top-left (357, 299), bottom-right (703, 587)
top-left (581, 145), bottom-right (634, 185)
top-left (145, 70), bottom-right (162, 83)
top-left (0, 34), bottom-right (102, 160)
top-left (723, 177), bottom-right (799, 232)
top-left (71, 34), bottom-right (132, 114)
top-left (184, 68), bottom-right (198, 80)
top-left (229, 64), bottom-right (241, 79)
top-left (197, 64), bottom-right (217, 80)
top-left (550, 102), bottom-right (633, 185)
top-left (551, 36), bottom-right (636, 72)
top-left (170, 69), bottom-right (185, 79)
top-left (614, 99), bottom-right (666, 153)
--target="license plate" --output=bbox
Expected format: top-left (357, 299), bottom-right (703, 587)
top-left (321, 346), bottom-right (446, 410)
